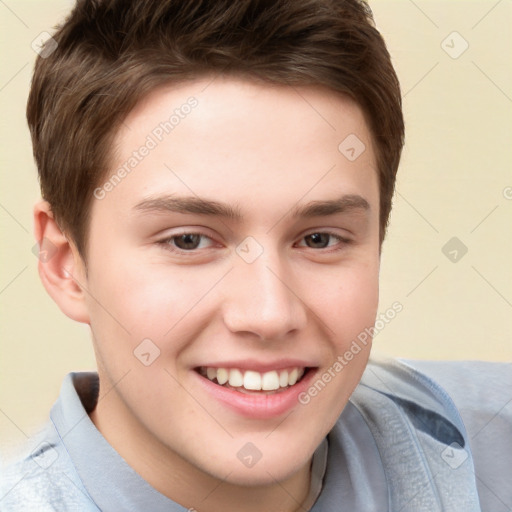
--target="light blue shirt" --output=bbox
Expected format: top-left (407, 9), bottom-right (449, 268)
top-left (1, 357), bottom-right (511, 511)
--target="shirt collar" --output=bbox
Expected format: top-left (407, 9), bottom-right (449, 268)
top-left (50, 372), bottom-right (329, 512)
top-left (51, 372), bottom-right (189, 512)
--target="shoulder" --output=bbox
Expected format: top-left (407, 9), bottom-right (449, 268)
top-left (355, 356), bottom-right (474, 454)
top-left (402, 359), bottom-right (512, 510)
top-left (0, 420), bottom-right (99, 512)
top-left (399, 359), bottom-right (512, 453)
top-left (360, 357), bottom-right (512, 428)
top-left (399, 359), bottom-right (512, 417)
top-left (361, 357), bottom-right (512, 511)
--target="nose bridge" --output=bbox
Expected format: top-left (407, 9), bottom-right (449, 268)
top-left (223, 242), bottom-right (306, 339)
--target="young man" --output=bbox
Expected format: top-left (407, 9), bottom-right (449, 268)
top-left (1, 0), bottom-right (510, 511)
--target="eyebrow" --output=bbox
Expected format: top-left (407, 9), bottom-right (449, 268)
top-left (133, 194), bottom-right (370, 220)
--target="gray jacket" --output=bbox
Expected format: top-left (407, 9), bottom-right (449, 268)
top-left (1, 357), bottom-right (511, 511)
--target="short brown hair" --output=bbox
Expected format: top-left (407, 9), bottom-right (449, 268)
top-left (27, 0), bottom-right (404, 259)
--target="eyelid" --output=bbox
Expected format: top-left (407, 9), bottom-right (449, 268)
top-left (302, 227), bottom-right (351, 238)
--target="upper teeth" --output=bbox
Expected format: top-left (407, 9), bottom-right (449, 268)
top-left (201, 367), bottom-right (305, 391)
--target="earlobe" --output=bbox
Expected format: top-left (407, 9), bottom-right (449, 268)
top-left (33, 200), bottom-right (90, 324)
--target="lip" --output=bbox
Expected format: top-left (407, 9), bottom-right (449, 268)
top-left (194, 358), bottom-right (315, 373)
top-left (193, 365), bottom-right (318, 419)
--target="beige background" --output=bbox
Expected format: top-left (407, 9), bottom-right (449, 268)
top-left (1, 1), bottom-right (511, 459)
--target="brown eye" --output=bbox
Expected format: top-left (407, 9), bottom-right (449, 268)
top-left (297, 231), bottom-right (351, 252)
top-left (304, 233), bottom-right (332, 249)
top-left (159, 233), bottom-right (213, 252)
top-left (172, 233), bottom-right (202, 250)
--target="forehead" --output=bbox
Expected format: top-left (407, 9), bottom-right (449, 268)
top-left (99, 75), bottom-right (378, 222)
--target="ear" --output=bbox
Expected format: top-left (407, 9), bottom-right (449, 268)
top-left (33, 200), bottom-right (90, 324)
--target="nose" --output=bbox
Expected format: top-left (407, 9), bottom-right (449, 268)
top-left (222, 246), bottom-right (307, 341)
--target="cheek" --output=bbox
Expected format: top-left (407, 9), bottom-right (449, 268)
top-left (318, 260), bottom-right (380, 345)
top-left (84, 245), bottom-right (226, 373)
top-left (86, 247), bottom-right (187, 330)
top-left (307, 265), bottom-right (378, 428)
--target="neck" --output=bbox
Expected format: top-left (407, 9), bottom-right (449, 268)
top-left (90, 385), bottom-right (313, 512)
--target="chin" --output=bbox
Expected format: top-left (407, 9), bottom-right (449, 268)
top-left (218, 462), bottom-right (304, 488)
top-left (200, 442), bottom-right (314, 488)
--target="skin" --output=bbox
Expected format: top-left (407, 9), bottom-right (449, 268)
top-left (35, 75), bottom-right (381, 512)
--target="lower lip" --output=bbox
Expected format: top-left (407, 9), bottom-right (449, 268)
top-left (193, 368), bottom-right (318, 419)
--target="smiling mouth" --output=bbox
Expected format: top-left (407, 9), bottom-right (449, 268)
top-left (196, 366), bottom-right (311, 395)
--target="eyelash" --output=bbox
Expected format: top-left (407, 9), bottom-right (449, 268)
top-left (157, 230), bottom-right (352, 254)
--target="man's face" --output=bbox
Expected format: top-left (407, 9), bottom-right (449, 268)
top-left (81, 76), bottom-right (380, 487)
